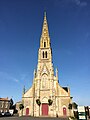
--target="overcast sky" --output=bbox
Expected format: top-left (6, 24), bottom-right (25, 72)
top-left (0, 0), bottom-right (90, 105)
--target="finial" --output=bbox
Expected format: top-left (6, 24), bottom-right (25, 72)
top-left (23, 85), bottom-right (25, 95)
top-left (44, 11), bottom-right (46, 17)
top-left (44, 11), bottom-right (47, 22)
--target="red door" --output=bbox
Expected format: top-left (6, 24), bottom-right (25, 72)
top-left (63, 107), bottom-right (67, 116)
top-left (42, 103), bottom-right (48, 116)
top-left (26, 108), bottom-right (29, 116)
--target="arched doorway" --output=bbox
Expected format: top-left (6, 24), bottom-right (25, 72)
top-left (42, 103), bottom-right (48, 116)
top-left (63, 107), bottom-right (67, 116)
top-left (26, 108), bottom-right (29, 116)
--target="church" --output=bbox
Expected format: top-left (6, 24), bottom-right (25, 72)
top-left (21, 13), bottom-right (73, 117)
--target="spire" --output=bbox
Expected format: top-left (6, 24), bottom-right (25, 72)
top-left (22, 85), bottom-right (25, 96)
top-left (40, 12), bottom-right (50, 48)
top-left (42, 11), bottom-right (49, 37)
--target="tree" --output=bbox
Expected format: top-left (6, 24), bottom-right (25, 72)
top-left (48, 99), bottom-right (53, 106)
top-left (72, 102), bottom-right (78, 119)
top-left (12, 104), bottom-right (18, 114)
top-left (68, 103), bottom-right (72, 109)
top-left (68, 103), bottom-right (72, 117)
top-left (19, 103), bottom-right (24, 116)
top-left (9, 98), bottom-right (14, 109)
top-left (36, 99), bottom-right (41, 116)
top-left (19, 104), bottom-right (24, 110)
top-left (72, 102), bottom-right (78, 109)
top-left (36, 99), bottom-right (41, 106)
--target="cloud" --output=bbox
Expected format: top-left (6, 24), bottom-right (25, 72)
top-left (73, 0), bottom-right (87, 7)
top-left (13, 79), bottom-right (19, 83)
top-left (20, 72), bottom-right (31, 81)
top-left (53, 0), bottom-right (87, 8)
top-left (63, 49), bottom-right (73, 56)
top-left (0, 71), bottom-right (19, 83)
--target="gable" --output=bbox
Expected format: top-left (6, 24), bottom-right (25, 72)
top-left (23, 86), bottom-right (33, 97)
top-left (58, 84), bottom-right (69, 96)
top-left (41, 63), bottom-right (49, 75)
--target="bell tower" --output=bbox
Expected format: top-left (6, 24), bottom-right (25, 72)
top-left (33, 12), bottom-right (58, 117)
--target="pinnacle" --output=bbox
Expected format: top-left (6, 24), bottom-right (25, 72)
top-left (44, 11), bottom-right (46, 18)
top-left (42, 12), bottom-right (49, 37)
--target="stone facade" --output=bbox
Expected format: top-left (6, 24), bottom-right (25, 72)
top-left (0, 98), bottom-right (10, 113)
top-left (21, 12), bottom-right (73, 117)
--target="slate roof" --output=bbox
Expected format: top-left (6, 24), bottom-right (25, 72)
top-left (63, 87), bottom-right (68, 92)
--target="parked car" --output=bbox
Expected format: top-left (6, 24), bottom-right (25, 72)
top-left (1, 112), bottom-right (4, 116)
top-left (4, 112), bottom-right (11, 116)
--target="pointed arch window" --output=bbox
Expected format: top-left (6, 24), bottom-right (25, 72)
top-left (43, 51), bottom-right (44, 58)
top-left (42, 51), bottom-right (47, 58)
top-left (44, 42), bottom-right (46, 47)
top-left (45, 51), bottom-right (47, 58)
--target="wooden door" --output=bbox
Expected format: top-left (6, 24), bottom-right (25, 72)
top-left (26, 108), bottom-right (29, 116)
top-left (63, 107), bottom-right (67, 116)
top-left (42, 103), bottom-right (48, 116)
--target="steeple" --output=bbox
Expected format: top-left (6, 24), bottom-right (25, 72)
top-left (38, 12), bottom-right (52, 63)
top-left (40, 12), bottom-right (51, 48)
top-left (22, 85), bottom-right (25, 96)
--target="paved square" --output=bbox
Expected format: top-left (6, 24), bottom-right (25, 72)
top-left (0, 116), bottom-right (69, 120)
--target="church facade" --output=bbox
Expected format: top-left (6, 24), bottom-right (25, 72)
top-left (21, 13), bottom-right (73, 117)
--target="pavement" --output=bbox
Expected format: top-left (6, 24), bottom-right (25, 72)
top-left (0, 116), bottom-right (69, 120)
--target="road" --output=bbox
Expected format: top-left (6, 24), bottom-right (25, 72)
top-left (0, 116), bottom-right (69, 120)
